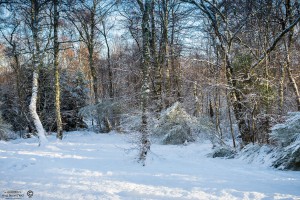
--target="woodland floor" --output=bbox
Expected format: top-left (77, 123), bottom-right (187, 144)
top-left (0, 131), bottom-right (300, 200)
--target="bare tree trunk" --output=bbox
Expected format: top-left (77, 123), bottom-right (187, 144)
top-left (13, 45), bottom-right (23, 111)
top-left (278, 63), bottom-right (285, 114)
top-left (89, 3), bottom-right (98, 103)
top-left (285, 0), bottom-right (300, 111)
top-left (214, 54), bottom-right (222, 138)
top-left (102, 21), bottom-right (113, 99)
top-left (101, 21), bottom-right (114, 132)
top-left (53, 0), bottom-right (63, 140)
top-left (137, 0), bottom-right (151, 165)
top-left (214, 91), bottom-right (222, 138)
top-left (193, 81), bottom-right (200, 117)
top-left (226, 89), bottom-right (236, 148)
top-left (286, 61), bottom-right (300, 111)
top-left (29, 0), bottom-right (47, 145)
top-left (89, 47), bottom-right (98, 103)
top-left (161, 0), bottom-right (170, 108)
top-left (150, 0), bottom-right (161, 102)
top-left (30, 71), bottom-right (47, 145)
top-left (265, 53), bottom-right (270, 114)
top-left (169, 3), bottom-right (182, 102)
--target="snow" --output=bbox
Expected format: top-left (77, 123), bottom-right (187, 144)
top-left (271, 112), bottom-right (300, 145)
top-left (29, 71), bottom-right (48, 146)
top-left (1, 132), bottom-right (300, 200)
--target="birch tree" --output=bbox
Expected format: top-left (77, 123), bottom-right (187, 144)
top-left (137, 0), bottom-right (151, 165)
top-left (29, 0), bottom-right (49, 145)
top-left (160, 0), bottom-right (171, 108)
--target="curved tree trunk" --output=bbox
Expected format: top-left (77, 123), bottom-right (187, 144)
top-left (29, 71), bottom-right (47, 145)
top-left (29, 0), bottom-right (47, 146)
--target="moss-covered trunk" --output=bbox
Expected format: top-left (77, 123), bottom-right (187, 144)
top-left (53, 0), bottom-right (63, 139)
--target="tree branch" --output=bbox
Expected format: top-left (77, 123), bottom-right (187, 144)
top-left (251, 14), bottom-right (300, 69)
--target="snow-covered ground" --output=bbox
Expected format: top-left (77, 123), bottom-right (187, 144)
top-left (0, 132), bottom-right (300, 200)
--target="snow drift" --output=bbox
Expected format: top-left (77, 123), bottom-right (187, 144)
top-left (270, 112), bottom-right (300, 170)
top-left (238, 112), bottom-right (300, 170)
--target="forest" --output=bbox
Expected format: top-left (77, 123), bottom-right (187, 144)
top-left (0, 0), bottom-right (300, 165)
top-left (1, 1), bottom-right (300, 199)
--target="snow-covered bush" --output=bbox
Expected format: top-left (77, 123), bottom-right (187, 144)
top-left (209, 146), bottom-right (236, 158)
top-left (162, 122), bottom-right (192, 145)
top-left (211, 147), bottom-right (236, 158)
top-left (117, 102), bottom-right (214, 145)
top-left (0, 113), bottom-right (17, 140)
top-left (270, 112), bottom-right (300, 146)
top-left (118, 113), bottom-right (142, 132)
top-left (79, 100), bottom-right (123, 132)
top-left (236, 112), bottom-right (300, 170)
top-left (153, 102), bottom-right (212, 145)
top-left (236, 144), bottom-right (275, 167)
top-left (270, 112), bottom-right (300, 170)
top-left (272, 140), bottom-right (300, 170)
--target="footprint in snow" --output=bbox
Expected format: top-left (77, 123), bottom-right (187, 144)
top-left (11, 163), bottom-right (28, 170)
